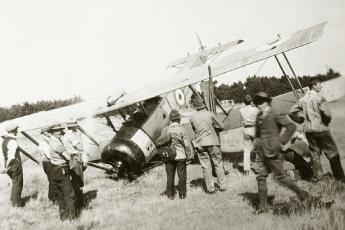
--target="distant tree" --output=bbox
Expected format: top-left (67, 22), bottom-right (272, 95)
top-left (0, 95), bottom-right (83, 122)
top-left (214, 68), bottom-right (341, 103)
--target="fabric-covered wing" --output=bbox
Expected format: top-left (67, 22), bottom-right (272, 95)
top-left (166, 39), bottom-right (244, 68)
top-left (97, 22), bottom-right (327, 116)
top-left (0, 89), bottom-right (126, 133)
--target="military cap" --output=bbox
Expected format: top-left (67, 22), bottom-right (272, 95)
top-left (253, 92), bottom-right (271, 105)
top-left (40, 125), bottom-right (51, 134)
top-left (192, 97), bottom-right (206, 110)
top-left (170, 110), bottom-right (181, 121)
top-left (6, 123), bottom-right (19, 133)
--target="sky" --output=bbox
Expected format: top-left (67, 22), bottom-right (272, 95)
top-left (0, 0), bottom-right (344, 107)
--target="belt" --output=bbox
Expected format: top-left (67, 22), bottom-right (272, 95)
top-left (51, 163), bottom-right (68, 167)
top-left (244, 124), bottom-right (255, 128)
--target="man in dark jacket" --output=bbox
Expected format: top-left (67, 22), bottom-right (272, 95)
top-left (252, 92), bottom-right (309, 214)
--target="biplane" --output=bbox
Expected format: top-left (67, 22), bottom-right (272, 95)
top-left (0, 22), bottom-right (332, 179)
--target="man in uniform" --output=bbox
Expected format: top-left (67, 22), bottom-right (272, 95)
top-left (190, 97), bottom-right (226, 194)
top-left (0, 123), bottom-right (24, 207)
top-left (157, 110), bottom-right (193, 199)
top-left (252, 92), bottom-right (309, 214)
top-left (239, 94), bottom-right (259, 175)
top-left (289, 79), bottom-right (345, 183)
top-left (61, 121), bottom-right (88, 213)
top-left (48, 124), bottom-right (76, 221)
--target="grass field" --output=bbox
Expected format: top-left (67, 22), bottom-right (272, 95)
top-left (1, 98), bottom-right (345, 230)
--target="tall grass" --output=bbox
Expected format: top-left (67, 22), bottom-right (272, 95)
top-left (1, 98), bottom-right (345, 230)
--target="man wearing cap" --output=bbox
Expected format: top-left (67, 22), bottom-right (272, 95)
top-left (1, 123), bottom-right (24, 207)
top-left (48, 124), bottom-right (75, 221)
top-left (61, 122), bottom-right (87, 212)
top-left (289, 79), bottom-right (345, 183)
top-left (252, 92), bottom-right (309, 213)
top-left (38, 125), bottom-right (57, 203)
top-left (239, 94), bottom-right (260, 175)
top-left (190, 97), bottom-right (226, 193)
top-left (157, 110), bottom-right (193, 199)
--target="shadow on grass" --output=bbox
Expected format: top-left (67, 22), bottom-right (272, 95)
top-left (239, 192), bottom-right (334, 216)
top-left (239, 192), bottom-right (275, 210)
top-left (82, 190), bottom-right (98, 209)
top-left (190, 178), bottom-right (207, 191)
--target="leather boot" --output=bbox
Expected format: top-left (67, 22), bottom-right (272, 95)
top-left (292, 153), bottom-right (313, 180)
top-left (329, 155), bottom-right (345, 182)
top-left (312, 159), bottom-right (323, 181)
top-left (256, 180), bottom-right (269, 213)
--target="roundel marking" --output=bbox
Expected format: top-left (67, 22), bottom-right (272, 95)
top-left (174, 89), bottom-right (185, 106)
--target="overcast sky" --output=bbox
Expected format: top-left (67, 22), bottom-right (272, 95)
top-left (0, 0), bottom-right (344, 107)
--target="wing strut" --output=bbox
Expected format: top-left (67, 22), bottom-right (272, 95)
top-left (1, 135), bottom-right (39, 164)
top-left (77, 125), bottom-right (100, 147)
top-left (282, 52), bottom-right (304, 93)
top-left (21, 131), bottom-right (39, 146)
top-left (274, 55), bottom-right (299, 99)
top-left (104, 115), bottom-right (118, 133)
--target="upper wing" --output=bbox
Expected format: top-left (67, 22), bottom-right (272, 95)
top-left (96, 22), bottom-right (327, 116)
top-left (0, 89), bottom-right (126, 133)
top-left (166, 39), bottom-right (244, 68)
top-left (0, 22), bottom-right (327, 132)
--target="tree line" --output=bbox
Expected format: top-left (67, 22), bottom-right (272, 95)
top-left (0, 95), bottom-right (83, 123)
top-left (0, 69), bottom-right (341, 122)
top-left (214, 68), bottom-right (341, 103)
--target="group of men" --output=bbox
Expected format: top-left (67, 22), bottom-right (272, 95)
top-left (0, 121), bottom-right (88, 221)
top-left (1, 78), bottom-right (344, 218)
top-left (238, 79), bottom-right (345, 213)
top-left (157, 78), bottom-right (345, 214)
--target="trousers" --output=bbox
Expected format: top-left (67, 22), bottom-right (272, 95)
top-left (6, 159), bottom-right (23, 207)
top-left (50, 164), bottom-right (76, 221)
top-left (165, 160), bottom-right (187, 197)
top-left (197, 145), bottom-right (225, 192)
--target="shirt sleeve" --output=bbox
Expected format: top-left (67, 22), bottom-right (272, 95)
top-left (276, 114), bottom-right (297, 145)
top-left (319, 97), bottom-right (332, 124)
top-left (156, 126), bottom-right (171, 147)
top-left (7, 139), bottom-right (18, 164)
top-left (288, 100), bottom-right (304, 123)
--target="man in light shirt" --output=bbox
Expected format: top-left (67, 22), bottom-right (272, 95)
top-left (38, 125), bottom-right (57, 203)
top-left (0, 123), bottom-right (24, 207)
top-left (289, 79), bottom-right (345, 183)
top-left (48, 124), bottom-right (75, 221)
top-left (239, 95), bottom-right (259, 175)
top-left (61, 122), bottom-right (88, 213)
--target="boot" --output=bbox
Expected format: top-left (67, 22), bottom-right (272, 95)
top-left (292, 153), bottom-right (313, 180)
top-left (329, 155), bottom-right (345, 182)
top-left (256, 180), bottom-right (269, 214)
top-left (312, 159), bottom-right (323, 181)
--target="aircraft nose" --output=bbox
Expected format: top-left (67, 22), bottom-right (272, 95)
top-left (101, 137), bottom-right (146, 178)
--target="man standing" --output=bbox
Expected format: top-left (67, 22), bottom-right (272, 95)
top-left (239, 95), bottom-right (259, 175)
top-left (289, 79), bottom-right (345, 183)
top-left (252, 92), bottom-right (309, 214)
top-left (61, 122), bottom-right (88, 213)
top-left (157, 110), bottom-right (193, 199)
top-left (0, 123), bottom-right (24, 207)
top-left (48, 124), bottom-right (75, 221)
top-left (190, 97), bottom-right (226, 194)
top-left (38, 125), bottom-right (57, 203)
